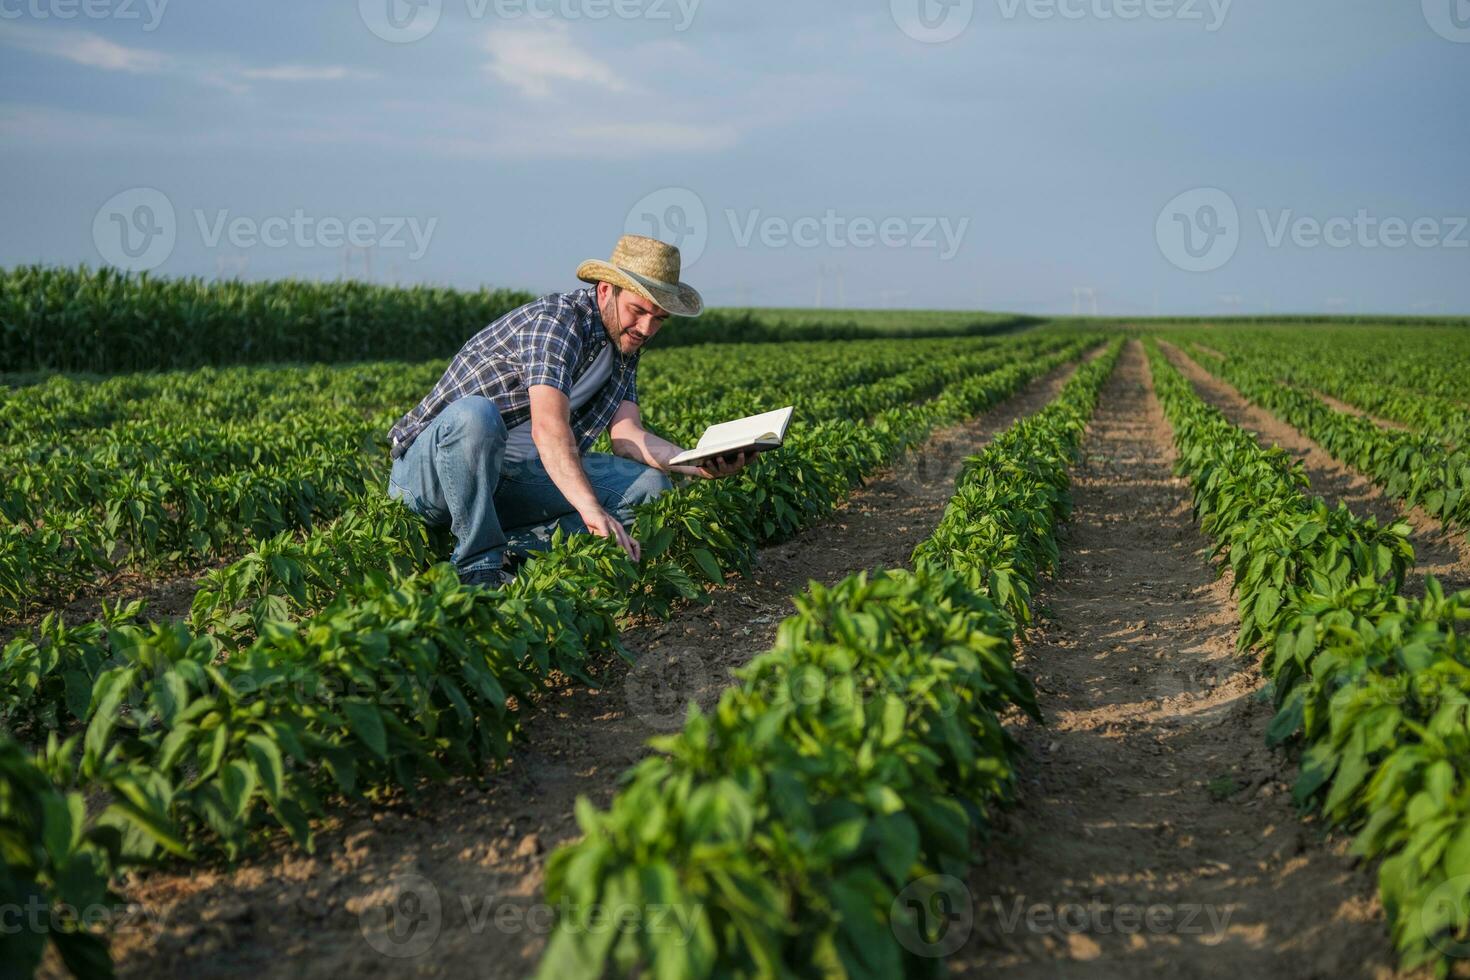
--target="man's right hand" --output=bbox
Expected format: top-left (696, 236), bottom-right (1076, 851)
top-left (582, 508), bottom-right (641, 563)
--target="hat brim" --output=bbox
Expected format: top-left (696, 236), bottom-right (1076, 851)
top-left (576, 260), bottom-right (704, 318)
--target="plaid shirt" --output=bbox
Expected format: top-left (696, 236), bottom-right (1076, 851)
top-left (388, 287), bottom-right (640, 460)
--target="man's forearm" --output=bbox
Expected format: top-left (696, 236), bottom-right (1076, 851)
top-left (610, 428), bottom-right (684, 471)
top-left (533, 424), bottom-right (603, 516)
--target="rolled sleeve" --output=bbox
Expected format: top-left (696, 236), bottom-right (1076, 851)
top-left (623, 365), bottom-right (639, 405)
top-left (518, 314), bottom-right (580, 394)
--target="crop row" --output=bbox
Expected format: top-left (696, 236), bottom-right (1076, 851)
top-left (1181, 329), bottom-right (1470, 449)
top-left (2, 336), bottom-right (1095, 739)
top-left (1, 335), bottom-right (1079, 621)
top-left (1147, 341), bottom-right (1470, 973)
top-left (534, 341), bottom-right (1122, 977)
top-left (1168, 338), bottom-right (1470, 535)
top-left (0, 338), bottom-right (957, 530)
top-left (1175, 325), bottom-right (1470, 406)
top-left (2, 335), bottom-right (979, 448)
top-left (0, 340), bottom-right (1104, 978)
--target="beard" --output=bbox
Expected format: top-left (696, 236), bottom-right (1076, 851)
top-left (601, 293), bottom-right (639, 355)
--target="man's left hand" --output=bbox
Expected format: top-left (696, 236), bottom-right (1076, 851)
top-left (671, 450), bottom-right (758, 480)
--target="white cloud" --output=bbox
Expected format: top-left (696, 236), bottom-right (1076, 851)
top-left (0, 24), bottom-right (366, 91)
top-left (0, 24), bottom-right (164, 73)
top-left (482, 22), bottom-right (626, 100)
top-left (239, 65), bottom-right (369, 82)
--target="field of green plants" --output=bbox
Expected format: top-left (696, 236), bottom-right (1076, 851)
top-left (0, 268), bottom-right (1030, 375)
top-left (0, 313), bottom-right (1106, 977)
top-left (5, 296), bottom-right (1470, 978)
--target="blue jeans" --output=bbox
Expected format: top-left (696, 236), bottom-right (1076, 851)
top-left (387, 396), bottom-right (673, 576)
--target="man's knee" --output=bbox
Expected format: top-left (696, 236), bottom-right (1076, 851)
top-left (438, 396), bottom-right (506, 449)
top-left (625, 464), bottom-right (673, 505)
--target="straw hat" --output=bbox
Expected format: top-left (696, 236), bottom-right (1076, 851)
top-left (576, 235), bottom-right (704, 318)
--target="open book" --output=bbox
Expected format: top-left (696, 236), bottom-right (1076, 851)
top-left (668, 406), bottom-right (795, 467)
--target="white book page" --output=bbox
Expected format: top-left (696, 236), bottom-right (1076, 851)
top-left (694, 406), bottom-right (793, 451)
top-left (667, 406), bottom-right (794, 466)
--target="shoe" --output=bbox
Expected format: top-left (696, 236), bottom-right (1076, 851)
top-left (458, 566), bottom-right (515, 589)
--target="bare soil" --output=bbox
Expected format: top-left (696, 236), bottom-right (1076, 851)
top-left (3, 562), bottom-right (223, 647)
top-left (950, 341), bottom-right (1398, 980)
top-left (101, 361), bottom-right (1085, 980)
top-left (1310, 390), bottom-right (1411, 433)
top-left (1159, 342), bottom-right (1470, 597)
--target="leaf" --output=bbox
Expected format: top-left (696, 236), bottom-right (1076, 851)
top-left (342, 700), bottom-right (388, 760)
top-left (218, 759), bottom-right (259, 819)
top-left (244, 733), bottom-right (285, 800)
top-left (689, 548), bottom-right (723, 584)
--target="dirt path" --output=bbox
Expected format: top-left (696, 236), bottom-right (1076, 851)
top-left (1159, 342), bottom-right (1470, 597)
top-left (103, 359), bottom-right (1087, 980)
top-left (1310, 390), bottom-right (1410, 433)
top-left (948, 341), bottom-right (1397, 980)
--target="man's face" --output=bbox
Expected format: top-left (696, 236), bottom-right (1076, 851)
top-left (599, 283), bottom-right (669, 355)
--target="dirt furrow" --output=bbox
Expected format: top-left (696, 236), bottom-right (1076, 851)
top-left (103, 359), bottom-right (1087, 980)
top-left (947, 340), bottom-right (1394, 980)
top-left (1159, 341), bottom-right (1470, 596)
top-left (1310, 390), bottom-right (1411, 433)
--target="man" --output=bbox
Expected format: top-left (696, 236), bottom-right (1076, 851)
top-left (387, 235), bottom-right (754, 588)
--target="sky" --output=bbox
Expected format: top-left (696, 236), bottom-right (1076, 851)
top-left (1, 0), bottom-right (1467, 316)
